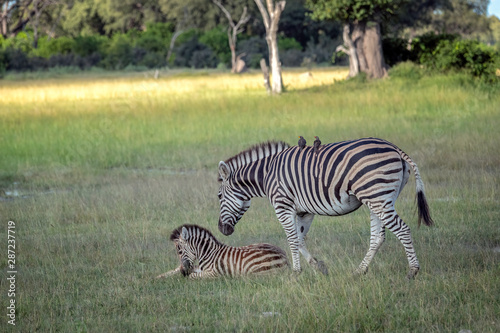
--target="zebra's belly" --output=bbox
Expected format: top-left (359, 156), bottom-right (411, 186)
top-left (298, 193), bottom-right (362, 217)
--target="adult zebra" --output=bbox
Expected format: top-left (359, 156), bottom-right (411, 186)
top-left (156, 224), bottom-right (288, 279)
top-left (217, 138), bottom-right (433, 279)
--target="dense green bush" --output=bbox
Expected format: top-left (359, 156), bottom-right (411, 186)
top-left (33, 36), bottom-right (75, 58)
top-left (72, 35), bottom-right (107, 57)
top-left (278, 37), bottom-right (302, 51)
top-left (408, 33), bottom-right (499, 82)
top-left (101, 34), bottom-right (133, 70)
top-left (238, 36), bottom-right (268, 69)
top-left (1, 32), bottom-right (33, 54)
top-left (199, 27), bottom-right (231, 66)
top-left (410, 32), bottom-right (458, 64)
top-left (174, 36), bottom-right (217, 68)
top-left (433, 39), bottom-right (499, 81)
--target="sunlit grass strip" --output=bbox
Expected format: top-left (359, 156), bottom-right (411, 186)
top-left (0, 68), bottom-right (349, 106)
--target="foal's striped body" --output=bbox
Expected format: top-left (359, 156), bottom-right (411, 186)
top-left (156, 224), bottom-right (288, 279)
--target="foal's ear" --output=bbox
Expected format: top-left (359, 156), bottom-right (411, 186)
top-left (181, 227), bottom-right (189, 240)
top-left (218, 161), bottom-right (231, 181)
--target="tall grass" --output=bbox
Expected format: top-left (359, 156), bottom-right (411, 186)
top-left (0, 68), bottom-right (499, 332)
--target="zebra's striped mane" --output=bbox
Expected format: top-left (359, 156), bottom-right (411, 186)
top-left (170, 224), bottom-right (223, 246)
top-left (223, 141), bottom-right (290, 173)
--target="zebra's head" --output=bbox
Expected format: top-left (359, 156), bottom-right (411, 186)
top-left (171, 226), bottom-right (197, 276)
top-left (218, 161), bottom-right (251, 236)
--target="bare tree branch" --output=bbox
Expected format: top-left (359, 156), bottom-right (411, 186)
top-left (211, 0), bottom-right (250, 73)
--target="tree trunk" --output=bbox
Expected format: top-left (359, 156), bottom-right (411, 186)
top-left (1, 3), bottom-right (7, 37)
top-left (254, 0), bottom-right (286, 94)
top-left (351, 21), bottom-right (387, 79)
top-left (352, 21), bottom-right (368, 74)
top-left (260, 58), bottom-right (271, 94)
top-left (362, 22), bottom-right (387, 79)
top-left (336, 24), bottom-right (359, 78)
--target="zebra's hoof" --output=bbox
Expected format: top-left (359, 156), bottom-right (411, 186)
top-left (354, 267), bottom-right (368, 276)
top-left (315, 261), bottom-right (329, 276)
top-left (407, 267), bottom-right (419, 280)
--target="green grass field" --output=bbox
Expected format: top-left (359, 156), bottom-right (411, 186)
top-left (0, 68), bottom-right (499, 332)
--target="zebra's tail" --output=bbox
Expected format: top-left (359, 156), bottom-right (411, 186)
top-left (398, 150), bottom-right (434, 228)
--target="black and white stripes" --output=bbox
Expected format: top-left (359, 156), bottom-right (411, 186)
top-left (156, 224), bottom-right (288, 279)
top-left (217, 137), bottom-right (433, 279)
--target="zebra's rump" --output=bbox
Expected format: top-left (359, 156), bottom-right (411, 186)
top-left (240, 243), bottom-right (289, 270)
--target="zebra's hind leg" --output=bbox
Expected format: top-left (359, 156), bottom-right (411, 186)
top-left (296, 213), bottom-right (328, 275)
top-left (355, 210), bottom-right (386, 276)
top-left (372, 203), bottom-right (420, 279)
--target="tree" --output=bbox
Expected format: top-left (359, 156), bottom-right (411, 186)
top-left (212, 0), bottom-right (250, 73)
top-left (307, 0), bottom-right (408, 79)
top-left (431, 0), bottom-right (491, 38)
top-left (254, 0), bottom-right (286, 94)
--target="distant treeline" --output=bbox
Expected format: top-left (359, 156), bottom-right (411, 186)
top-left (0, 23), bottom-right (499, 82)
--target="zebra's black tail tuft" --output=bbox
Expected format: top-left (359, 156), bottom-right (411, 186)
top-left (417, 191), bottom-right (434, 227)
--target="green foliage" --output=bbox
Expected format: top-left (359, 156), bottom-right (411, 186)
top-left (1, 32), bottom-right (33, 54)
top-left (0, 49), bottom-right (5, 78)
top-left (410, 32), bottom-right (459, 65)
top-left (306, 0), bottom-right (408, 23)
top-left (33, 37), bottom-right (76, 58)
top-left (73, 35), bottom-right (108, 57)
top-left (135, 22), bottom-right (173, 54)
top-left (199, 27), bottom-right (231, 65)
top-left (278, 37), bottom-right (302, 51)
top-left (411, 33), bottom-right (500, 82)
top-left (101, 34), bottom-right (133, 70)
top-left (434, 40), bottom-right (498, 79)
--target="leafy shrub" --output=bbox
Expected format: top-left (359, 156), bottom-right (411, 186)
top-left (29, 56), bottom-right (49, 70)
top-left (138, 52), bottom-right (167, 68)
top-left (304, 34), bottom-right (338, 65)
top-left (101, 34), bottom-right (133, 69)
top-left (2, 48), bottom-right (31, 71)
top-left (278, 37), bottom-right (302, 51)
top-left (1, 32), bottom-right (33, 54)
top-left (174, 36), bottom-right (217, 68)
top-left (0, 48), bottom-right (6, 77)
top-left (410, 32), bottom-right (458, 64)
top-left (238, 36), bottom-right (268, 69)
top-left (33, 36), bottom-right (75, 58)
top-left (199, 27), bottom-right (231, 65)
top-left (434, 40), bottom-right (499, 80)
top-left (72, 35), bottom-right (106, 57)
top-left (190, 48), bottom-right (218, 68)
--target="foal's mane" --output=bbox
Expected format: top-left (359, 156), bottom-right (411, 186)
top-left (223, 141), bottom-right (290, 172)
top-left (170, 224), bottom-right (223, 246)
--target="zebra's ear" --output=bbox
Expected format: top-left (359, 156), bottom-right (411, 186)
top-left (218, 161), bottom-right (230, 180)
top-left (181, 227), bottom-right (189, 240)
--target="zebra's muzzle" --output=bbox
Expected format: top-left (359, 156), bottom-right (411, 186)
top-left (219, 218), bottom-right (234, 236)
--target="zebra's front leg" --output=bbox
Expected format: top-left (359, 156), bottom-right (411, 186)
top-left (355, 211), bottom-right (385, 276)
top-left (155, 266), bottom-right (182, 279)
top-left (277, 212), bottom-right (302, 273)
top-left (297, 213), bottom-right (328, 275)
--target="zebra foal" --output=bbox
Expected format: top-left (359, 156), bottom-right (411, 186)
top-left (217, 138), bottom-right (433, 279)
top-left (156, 224), bottom-right (288, 279)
